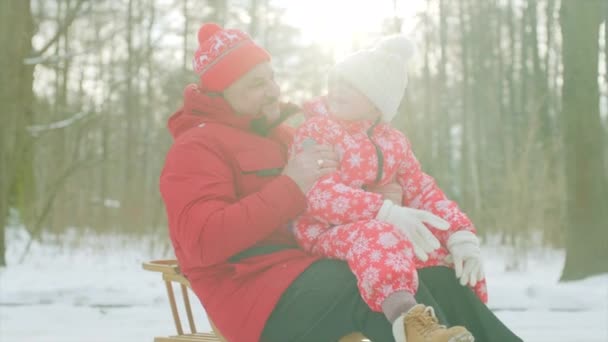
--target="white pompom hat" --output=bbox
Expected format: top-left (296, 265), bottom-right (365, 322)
top-left (330, 35), bottom-right (416, 122)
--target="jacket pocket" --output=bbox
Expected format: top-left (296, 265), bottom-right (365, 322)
top-left (234, 150), bottom-right (285, 177)
top-left (233, 150), bottom-right (287, 195)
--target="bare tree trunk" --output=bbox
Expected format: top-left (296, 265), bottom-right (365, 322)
top-left (123, 0), bottom-right (139, 228)
top-left (0, 0), bottom-right (35, 266)
top-left (495, 0), bottom-right (507, 175)
top-left (545, 0), bottom-right (557, 130)
top-left (470, 1), bottom-right (493, 212)
top-left (209, 0), bottom-right (227, 24)
top-left (57, 0), bottom-right (73, 228)
top-left (458, 0), bottom-right (470, 205)
top-left (140, 1), bottom-right (156, 231)
top-left (182, 0), bottom-right (189, 70)
top-left (249, 0), bottom-right (259, 37)
top-left (437, 0), bottom-right (450, 186)
top-left (604, 5), bottom-right (608, 151)
top-left (560, 0), bottom-right (608, 281)
top-left (458, 0), bottom-right (481, 213)
top-left (604, 4), bottom-right (608, 170)
top-left (508, 0), bottom-right (518, 143)
top-left (529, 0), bottom-right (551, 144)
top-left (504, 0), bottom-right (517, 191)
top-left (519, 0), bottom-right (530, 139)
top-left (422, 0), bottom-right (433, 166)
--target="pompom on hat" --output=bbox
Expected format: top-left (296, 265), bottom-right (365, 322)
top-left (192, 23), bottom-right (271, 92)
top-left (330, 35), bottom-right (416, 122)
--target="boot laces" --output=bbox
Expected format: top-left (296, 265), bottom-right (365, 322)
top-left (416, 306), bottom-right (447, 335)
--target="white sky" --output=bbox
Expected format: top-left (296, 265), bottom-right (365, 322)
top-left (275, 0), bottom-right (426, 59)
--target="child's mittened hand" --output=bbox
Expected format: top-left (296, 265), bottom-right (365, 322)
top-left (375, 200), bottom-right (449, 262)
top-left (447, 231), bottom-right (484, 287)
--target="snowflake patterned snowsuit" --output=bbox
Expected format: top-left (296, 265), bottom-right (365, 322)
top-left (290, 98), bottom-right (488, 311)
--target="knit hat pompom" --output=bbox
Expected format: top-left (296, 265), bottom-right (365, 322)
top-left (373, 35), bottom-right (416, 62)
top-left (197, 23), bottom-right (223, 46)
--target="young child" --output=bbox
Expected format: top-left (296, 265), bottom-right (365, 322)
top-left (290, 36), bottom-right (487, 342)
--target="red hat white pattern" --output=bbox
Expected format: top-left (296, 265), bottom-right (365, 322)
top-left (193, 23), bottom-right (271, 92)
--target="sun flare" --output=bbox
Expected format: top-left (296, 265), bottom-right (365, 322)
top-left (279, 0), bottom-right (425, 60)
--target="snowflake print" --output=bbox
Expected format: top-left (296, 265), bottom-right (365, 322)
top-left (378, 232), bottom-right (400, 248)
top-left (308, 190), bottom-right (331, 210)
top-left (380, 284), bottom-right (396, 298)
top-left (362, 267), bottom-right (380, 287)
top-left (351, 180), bottom-right (364, 188)
top-left (347, 211), bottom-right (361, 222)
top-left (386, 154), bottom-right (396, 168)
top-left (370, 250), bottom-right (382, 262)
top-left (343, 136), bottom-right (358, 149)
top-left (346, 229), bottom-right (359, 242)
top-left (332, 196), bottom-right (351, 215)
top-left (403, 247), bottom-right (414, 260)
top-left (385, 252), bottom-right (410, 272)
top-left (305, 225), bottom-right (322, 239)
top-left (334, 183), bottom-right (350, 193)
top-left (351, 236), bottom-right (370, 256)
top-left (348, 153), bottom-right (363, 168)
top-left (376, 136), bottom-right (393, 150)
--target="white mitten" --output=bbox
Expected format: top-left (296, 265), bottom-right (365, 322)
top-left (375, 200), bottom-right (450, 262)
top-left (447, 231), bottom-right (484, 287)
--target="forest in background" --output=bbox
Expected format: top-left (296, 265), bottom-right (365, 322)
top-left (1, 0), bottom-right (607, 280)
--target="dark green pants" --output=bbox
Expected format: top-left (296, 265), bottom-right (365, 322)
top-left (261, 259), bottom-right (522, 342)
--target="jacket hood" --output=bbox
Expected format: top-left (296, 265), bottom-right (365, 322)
top-left (168, 84), bottom-right (300, 139)
top-left (167, 84), bottom-right (252, 139)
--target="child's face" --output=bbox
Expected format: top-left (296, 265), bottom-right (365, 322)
top-left (327, 78), bottom-right (380, 122)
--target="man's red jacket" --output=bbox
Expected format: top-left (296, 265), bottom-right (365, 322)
top-left (160, 84), bottom-right (319, 342)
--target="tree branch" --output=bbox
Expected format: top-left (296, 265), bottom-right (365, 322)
top-left (33, 0), bottom-right (88, 57)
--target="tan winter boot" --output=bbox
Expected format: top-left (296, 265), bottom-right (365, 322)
top-left (392, 304), bottom-right (474, 342)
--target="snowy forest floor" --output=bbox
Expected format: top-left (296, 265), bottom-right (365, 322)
top-left (1, 227), bottom-right (606, 342)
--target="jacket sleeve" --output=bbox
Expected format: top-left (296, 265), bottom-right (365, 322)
top-left (160, 140), bottom-right (308, 267)
top-left (291, 117), bottom-right (384, 225)
top-left (396, 137), bottom-right (477, 247)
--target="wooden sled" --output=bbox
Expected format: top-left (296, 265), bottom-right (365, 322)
top-left (143, 259), bottom-right (370, 342)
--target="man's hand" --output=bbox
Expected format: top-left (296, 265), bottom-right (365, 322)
top-left (283, 143), bottom-right (339, 194)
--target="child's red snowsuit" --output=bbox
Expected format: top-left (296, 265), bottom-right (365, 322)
top-left (290, 98), bottom-right (488, 311)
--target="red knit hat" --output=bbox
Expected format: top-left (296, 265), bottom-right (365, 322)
top-left (192, 23), bottom-right (271, 92)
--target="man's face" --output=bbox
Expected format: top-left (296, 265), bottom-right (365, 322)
top-left (222, 62), bottom-right (281, 121)
top-left (327, 77), bottom-right (380, 122)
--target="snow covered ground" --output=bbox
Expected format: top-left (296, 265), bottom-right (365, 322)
top-left (1, 227), bottom-right (606, 342)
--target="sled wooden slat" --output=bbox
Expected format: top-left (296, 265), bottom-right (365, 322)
top-left (143, 259), bottom-right (369, 342)
top-left (143, 259), bottom-right (182, 274)
top-left (181, 283), bottom-right (197, 333)
top-left (144, 260), bottom-right (223, 341)
top-left (165, 280), bottom-right (183, 335)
